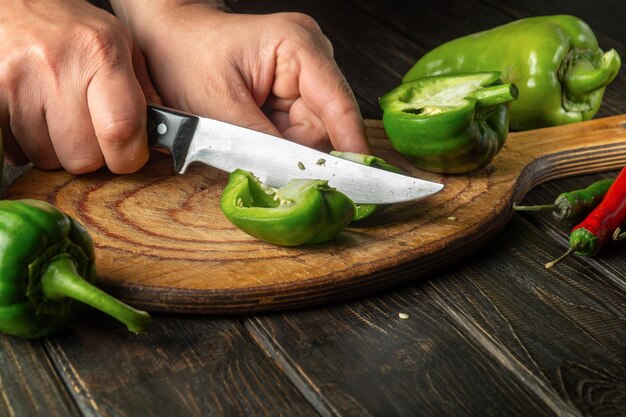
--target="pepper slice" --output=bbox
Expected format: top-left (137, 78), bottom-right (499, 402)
top-left (403, 15), bottom-right (621, 131)
top-left (0, 199), bottom-right (151, 338)
top-left (220, 169), bottom-right (356, 246)
top-left (330, 151), bottom-right (404, 221)
top-left (380, 72), bottom-right (518, 174)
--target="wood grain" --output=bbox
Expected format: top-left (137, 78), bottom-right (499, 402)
top-left (0, 336), bottom-right (80, 417)
top-left (247, 215), bottom-right (626, 417)
top-left (424, 217), bottom-right (626, 416)
top-left (6, 115), bottom-right (626, 313)
top-left (44, 312), bottom-right (318, 417)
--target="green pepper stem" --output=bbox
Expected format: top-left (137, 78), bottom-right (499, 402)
top-left (471, 83), bottom-right (519, 107)
top-left (40, 255), bottom-right (151, 333)
top-left (545, 244), bottom-right (579, 269)
top-left (564, 49), bottom-right (621, 98)
top-left (513, 203), bottom-right (557, 212)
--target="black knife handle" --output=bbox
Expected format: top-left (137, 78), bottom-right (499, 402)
top-left (147, 104), bottom-right (199, 172)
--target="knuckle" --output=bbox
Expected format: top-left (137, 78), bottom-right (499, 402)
top-left (78, 23), bottom-right (127, 68)
top-left (282, 12), bottom-right (322, 32)
top-left (275, 13), bottom-right (332, 55)
top-left (97, 116), bottom-right (140, 146)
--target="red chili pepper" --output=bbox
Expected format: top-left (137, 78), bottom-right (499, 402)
top-left (546, 166), bottom-right (626, 268)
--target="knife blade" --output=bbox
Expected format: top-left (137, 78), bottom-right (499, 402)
top-left (146, 104), bottom-right (443, 204)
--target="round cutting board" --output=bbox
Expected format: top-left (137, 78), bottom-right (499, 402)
top-left (6, 117), bottom-right (626, 313)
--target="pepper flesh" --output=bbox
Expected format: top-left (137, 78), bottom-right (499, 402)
top-left (0, 199), bottom-right (151, 338)
top-left (380, 72), bottom-right (518, 174)
top-left (403, 15), bottom-right (621, 131)
top-left (330, 151), bottom-right (404, 221)
top-left (220, 169), bottom-right (356, 246)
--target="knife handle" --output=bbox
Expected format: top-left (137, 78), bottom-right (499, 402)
top-left (147, 104), bottom-right (199, 172)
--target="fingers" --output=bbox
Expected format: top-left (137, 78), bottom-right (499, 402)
top-left (2, 102), bottom-right (58, 169)
top-left (87, 64), bottom-right (149, 174)
top-left (268, 59), bottom-right (370, 153)
top-left (297, 57), bottom-right (370, 154)
top-left (197, 76), bottom-right (283, 138)
top-left (0, 0), bottom-right (151, 175)
top-left (268, 15), bottom-right (370, 154)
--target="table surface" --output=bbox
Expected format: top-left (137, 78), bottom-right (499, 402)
top-left (2, 1), bottom-right (626, 416)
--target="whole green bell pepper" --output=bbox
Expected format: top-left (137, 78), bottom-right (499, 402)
top-left (221, 169), bottom-right (356, 246)
top-left (0, 199), bottom-right (151, 338)
top-left (380, 72), bottom-right (518, 174)
top-left (403, 15), bottom-right (621, 131)
top-left (330, 151), bottom-right (404, 221)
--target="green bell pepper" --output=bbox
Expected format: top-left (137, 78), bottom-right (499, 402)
top-left (330, 151), bottom-right (404, 221)
top-left (220, 169), bottom-right (356, 246)
top-left (0, 199), bottom-right (151, 338)
top-left (380, 72), bottom-right (518, 174)
top-left (403, 15), bottom-right (621, 131)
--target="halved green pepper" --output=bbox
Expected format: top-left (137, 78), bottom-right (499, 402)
top-left (220, 169), bottom-right (356, 246)
top-left (330, 151), bottom-right (404, 221)
top-left (403, 15), bottom-right (621, 131)
top-left (380, 72), bottom-right (518, 174)
top-left (0, 199), bottom-right (151, 338)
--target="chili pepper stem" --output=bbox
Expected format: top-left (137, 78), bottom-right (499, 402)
top-left (513, 203), bottom-right (557, 212)
top-left (545, 244), bottom-right (580, 269)
top-left (40, 255), bottom-right (152, 333)
top-left (471, 83), bottom-right (519, 107)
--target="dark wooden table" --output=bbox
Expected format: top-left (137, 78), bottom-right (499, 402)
top-left (2, 1), bottom-right (626, 416)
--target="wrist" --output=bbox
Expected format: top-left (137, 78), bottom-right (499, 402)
top-left (110, 0), bottom-right (227, 47)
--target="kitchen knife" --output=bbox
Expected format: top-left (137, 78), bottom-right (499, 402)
top-left (146, 104), bottom-right (444, 204)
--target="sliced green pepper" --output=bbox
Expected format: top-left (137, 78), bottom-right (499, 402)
top-left (380, 72), bottom-right (518, 174)
top-left (330, 151), bottom-right (404, 221)
top-left (220, 169), bottom-right (356, 246)
top-left (403, 15), bottom-right (621, 131)
top-left (0, 199), bottom-right (151, 338)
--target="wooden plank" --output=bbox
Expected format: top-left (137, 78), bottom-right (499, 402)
top-left (0, 335), bottom-right (80, 417)
top-left (245, 286), bottom-right (560, 417)
top-left (45, 313), bottom-right (318, 417)
top-left (424, 216), bottom-right (626, 416)
top-left (245, 214), bottom-right (626, 417)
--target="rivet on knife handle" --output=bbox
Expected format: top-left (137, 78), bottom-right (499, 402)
top-left (147, 105), bottom-right (199, 173)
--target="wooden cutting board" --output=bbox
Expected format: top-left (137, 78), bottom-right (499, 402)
top-left (7, 116), bottom-right (626, 313)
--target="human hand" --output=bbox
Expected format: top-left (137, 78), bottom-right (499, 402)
top-left (112, 3), bottom-right (370, 153)
top-left (0, 0), bottom-right (160, 174)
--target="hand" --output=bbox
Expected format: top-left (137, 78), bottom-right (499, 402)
top-left (113, 3), bottom-right (370, 153)
top-left (0, 0), bottom-right (160, 174)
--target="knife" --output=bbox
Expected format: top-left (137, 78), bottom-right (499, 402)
top-left (146, 104), bottom-right (444, 204)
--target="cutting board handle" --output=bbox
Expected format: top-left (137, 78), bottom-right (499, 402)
top-left (505, 114), bottom-right (626, 191)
